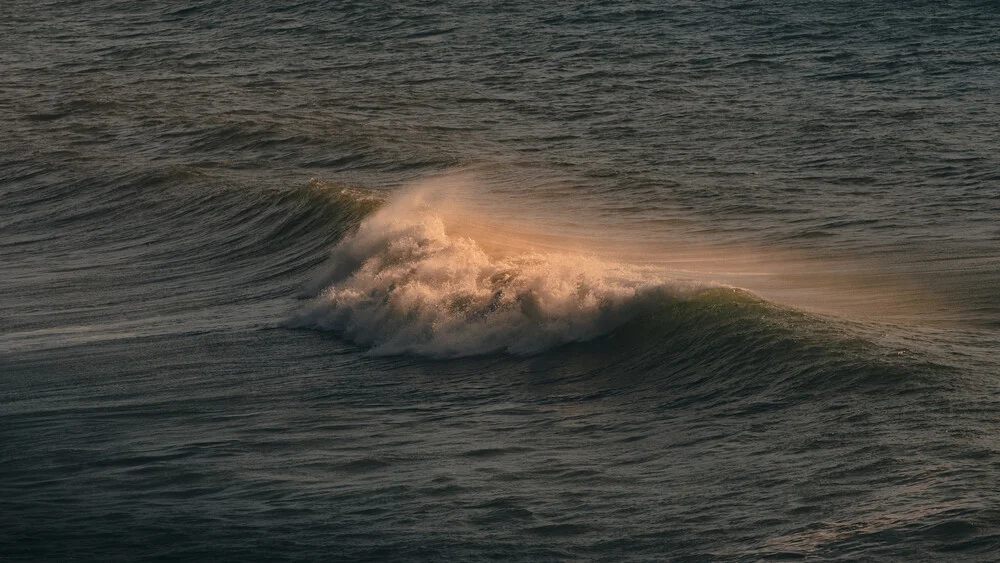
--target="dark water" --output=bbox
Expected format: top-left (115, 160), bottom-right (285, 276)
top-left (3, 1), bottom-right (999, 560)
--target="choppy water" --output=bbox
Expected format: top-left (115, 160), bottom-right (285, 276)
top-left (3, 1), bottom-right (999, 560)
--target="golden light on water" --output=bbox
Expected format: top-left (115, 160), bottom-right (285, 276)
top-left (395, 171), bottom-right (952, 327)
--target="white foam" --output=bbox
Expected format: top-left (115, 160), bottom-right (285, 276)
top-left (289, 187), bottom-right (708, 357)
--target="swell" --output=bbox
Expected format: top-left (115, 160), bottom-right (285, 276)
top-left (541, 289), bottom-right (953, 403)
top-left (287, 185), bottom-right (954, 396)
top-left (1, 170), bottom-right (379, 336)
top-left (2, 167), bottom-right (958, 392)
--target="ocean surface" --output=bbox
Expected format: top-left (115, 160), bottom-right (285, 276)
top-left (2, 1), bottom-right (999, 560)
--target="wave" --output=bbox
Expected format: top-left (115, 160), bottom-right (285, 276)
top-left (288, 188), bottom-right (697, 356)
top-left (0, 167), bottom-right (385, 338)
top-left (288, 186), bottom-right (807, 358)
top-left (283, 180), bottom-right (960, 402)
top-left (5, 160), bottom-right (955, 386)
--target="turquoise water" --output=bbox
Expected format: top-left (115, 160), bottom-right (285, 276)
top-left (3, 1), bottom-right (999, 560)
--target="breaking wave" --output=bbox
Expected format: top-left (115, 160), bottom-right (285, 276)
top-left (288, 188), bottom-right (719, 357)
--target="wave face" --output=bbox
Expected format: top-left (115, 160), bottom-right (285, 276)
top-left (291, 189), bottom-right (714, 356)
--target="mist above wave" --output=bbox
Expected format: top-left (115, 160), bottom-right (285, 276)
top-left (288, 187), bottom-right (711, 357)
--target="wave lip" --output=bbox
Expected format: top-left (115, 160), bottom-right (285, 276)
top-left (288, 189), bottom-right (708, 357)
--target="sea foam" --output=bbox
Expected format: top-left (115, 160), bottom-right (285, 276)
top-left (289, 187), bottom-right (708, 357)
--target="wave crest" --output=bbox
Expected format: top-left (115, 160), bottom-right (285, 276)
top-left (288, 189), bottom-right (711, 357)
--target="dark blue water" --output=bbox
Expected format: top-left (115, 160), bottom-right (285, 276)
top-left (3, 1), bottom-right (999, 560)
